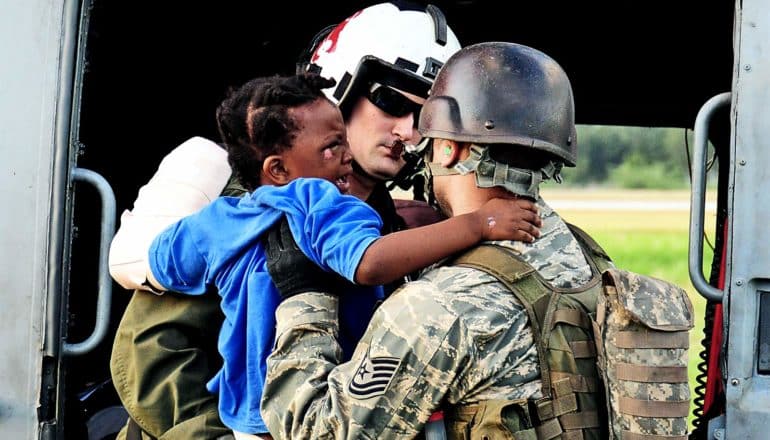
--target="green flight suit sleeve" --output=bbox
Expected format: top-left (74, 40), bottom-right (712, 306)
top-left (110, 289), bottom-right (231, 439)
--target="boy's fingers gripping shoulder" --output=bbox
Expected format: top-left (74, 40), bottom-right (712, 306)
top-left (517, 198), bottom-right (537, 212)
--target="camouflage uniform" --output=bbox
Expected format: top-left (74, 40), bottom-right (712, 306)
top-left (261, 198), bottom-right (596, 439)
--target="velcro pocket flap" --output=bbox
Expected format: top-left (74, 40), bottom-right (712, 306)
top-left (602, 268), bottom-right (694, 331)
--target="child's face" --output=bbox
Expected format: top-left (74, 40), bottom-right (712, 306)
top-left (283, 98), bottom-right (353, 193)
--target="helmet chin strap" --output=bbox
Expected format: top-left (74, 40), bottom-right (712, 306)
top-left (421, 159), bottom-right (440, 212)
top-left (427, 144), bottom-right (564, 200)
top-left (426, 161), bottom-right (460, 176)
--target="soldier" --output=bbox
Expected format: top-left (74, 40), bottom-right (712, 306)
top-left (109, 3), bottom-right (464, 439)
top-left (145, 72), bottom-right (542, 440)
top-left (261, 42), bottom-right (613, 439)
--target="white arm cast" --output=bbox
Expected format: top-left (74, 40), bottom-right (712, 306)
top-left (108, 136), bottom-right (232, 291)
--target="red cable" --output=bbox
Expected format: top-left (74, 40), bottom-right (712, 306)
top-left (703, 220), bottom-right (727, 414)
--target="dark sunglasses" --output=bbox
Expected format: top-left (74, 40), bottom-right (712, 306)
top-left (366, 84), bottom-right (422, 127)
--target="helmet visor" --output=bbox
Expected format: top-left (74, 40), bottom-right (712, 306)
top-left (367, 83), bottom-right (422, 127)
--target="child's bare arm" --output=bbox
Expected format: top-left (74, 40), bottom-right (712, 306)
top-left (354, 197), bottom-right (542, 285)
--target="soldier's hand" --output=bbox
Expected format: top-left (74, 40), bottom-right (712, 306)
top-left (475, 197), bottom-right (542, 243)
top-left (264, 216), bottom-right (351, 300)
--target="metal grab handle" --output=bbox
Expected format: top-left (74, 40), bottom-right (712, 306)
top-left (63, 167), bottom-right (116, 356)
top-left (689, 92), bottom-right (730, 302)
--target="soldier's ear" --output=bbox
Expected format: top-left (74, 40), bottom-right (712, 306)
top-left (437, 139), bottom-right (461, 167)
top-left (263, 155), bottom-right (290, 185)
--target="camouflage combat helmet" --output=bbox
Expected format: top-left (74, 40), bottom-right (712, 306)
top-left (419, 41), bottom-right (578, 167)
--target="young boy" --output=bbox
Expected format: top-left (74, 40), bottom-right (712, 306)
top-left (144, 73), bottom-right (542, 437)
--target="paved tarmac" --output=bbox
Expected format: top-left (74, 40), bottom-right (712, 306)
top-left (548, 199), bottom-right (716, 211)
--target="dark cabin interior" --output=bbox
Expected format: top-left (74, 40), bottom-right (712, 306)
top-left (75, 1), bottom-right (735, 209)
top-left (64, 1), bottom-right (735, 437)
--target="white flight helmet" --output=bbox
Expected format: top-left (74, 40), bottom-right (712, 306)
top-left (300, 2), bottom-right (461, 116)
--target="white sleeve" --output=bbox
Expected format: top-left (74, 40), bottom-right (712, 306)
top-left (108, 136), bottom-right (232, 290)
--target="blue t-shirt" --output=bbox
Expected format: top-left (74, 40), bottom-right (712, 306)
top-left (148, 178), bottom-right (385, 434)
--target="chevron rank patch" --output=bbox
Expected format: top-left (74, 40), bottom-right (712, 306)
top-left (348, 349), bottom-right (400, 399)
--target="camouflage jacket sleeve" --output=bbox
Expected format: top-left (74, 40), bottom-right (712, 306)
top-left (262, 286), bottom-right (472, 439)
top-left (261, 292), bottom-right (345, 439)
top-left (262, 269), bottom-right (539, 439)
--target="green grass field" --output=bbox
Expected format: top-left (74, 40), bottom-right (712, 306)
top-left (542, 188), bottom-right (716, 429)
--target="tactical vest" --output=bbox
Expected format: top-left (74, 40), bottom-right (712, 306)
top-left (442, 223), bottom-right (612, 440)
top-left (595, 268), bottom-right (693, 439)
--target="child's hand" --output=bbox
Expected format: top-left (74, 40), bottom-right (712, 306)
top-left (474, 197), bottom-right (542, 242)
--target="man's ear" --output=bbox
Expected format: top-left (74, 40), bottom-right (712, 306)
top-left (437, 139), bottom-right (462, 167)
top-left (262, 155), bottom-right (290, 185)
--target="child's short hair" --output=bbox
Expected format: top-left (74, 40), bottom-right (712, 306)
top-left (216, 73), bottom-right (336, 191)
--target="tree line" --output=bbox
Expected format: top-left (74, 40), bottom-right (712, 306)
top-left (559, 125), bottom-right (712, 189)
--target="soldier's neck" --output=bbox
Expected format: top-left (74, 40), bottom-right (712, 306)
top-left (447, 182), bottom-right (519, 217)
top-left (347, 170), bottom-right (377, 201)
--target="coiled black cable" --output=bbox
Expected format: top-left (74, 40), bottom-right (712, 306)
top-left (685, 122), bottom-right (729, 439)
top-left (690, 300), bottom-right (716, 439)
